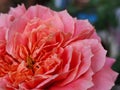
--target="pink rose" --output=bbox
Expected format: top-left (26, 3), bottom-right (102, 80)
top-left (0, 4), bottom-right (118, 90)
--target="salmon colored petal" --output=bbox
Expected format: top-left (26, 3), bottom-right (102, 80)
top-left (9, 4), bottom-right (26, 18)
top-left (0, 14), bottom-right (13, 28)
top-left (0, 75), bottom-right (14, 90)
top-left (6, 16), bottom-right (28, 55)
top-left (0, 27), bottom-right (7, 55)
top-left (50, 13), bottom-right (64, 32)
top-left (61, 46), bottom-right (73, 72)
top-left (59, 10), bottom-right (74, 35)
top-left (24, 5), bottom-right (53, 20)
top-left (0, 77), bottom-right (7, 89)
top-left (89, 58), bottom-right (118, 90)
top-left (74, 20), bottom-right (94, 36)
top-left (50, 69), bottom-right (94, 90)
top-left (75, 46), bottom-right (93, 79)
top-left (57, 42), bottom-right (93, 86)
top-left (90, 32), bottom-right (101, 42)
top-left (20, 75), bottom-right (49, 89)
top-left (71, 39), bottom-right (106, 72)
top-left (0, 27), bottom-right (6, 41)
top-left (59, 47), bottom-right (81, 86)
top-left (63, 28), bottom-right (94, 47)
top-left (36, 75), bottom-right (58, 88)
top-left (6, 32), bottom-right (28, 58)
top-left (88, 40), bottom-right (107, 72)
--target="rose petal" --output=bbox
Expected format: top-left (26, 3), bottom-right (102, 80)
top-left (58, 47), bottom-right (81, 86)
top-left (75, 46), bottom-right (93, 79)
top-left (90, 31), bottom-right (101, 42)
top-left (50, 69), bottom-right (94, 90)
top-left (89, 58), bottom-right (118, 90)
top-left (61, 46), bottom-right (73, 72)
top-left (36, 75), bottom-right (58, 88)
top-left (0, 77), bottom-right (8, 89)
top-left (6, 16), bottom-right (28, 55)
top-left (57, 41), bottom-right (93, 86)
top-left (24, 5), bottom-right (53, 20)
top-left (9, 4), bottom-right (26, 18)
top-left (50, 13), bottom-right (64, 31)
top-left (89, 40), bottom-right (107, 72)
top-left (74, 20), bottom-right (93, 36)
top-left (59, 10), bottom-right (74, 35)
top-left (0, 14), bottom-right (13, 28)
top-left (0, 27), bottom-right (6, 41)
top-left (70, 39), bottom-right (106, 72)
top-left (0, 75), bottom-right (14, 90)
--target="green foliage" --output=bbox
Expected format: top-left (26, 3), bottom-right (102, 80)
top-left (112, 55), bottom-right (120, 73)
top-left (112, 55), bottom-right (120, 84)
top-left (89, 0), bottom-right (119, 30)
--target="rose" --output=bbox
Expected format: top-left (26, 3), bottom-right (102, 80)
top-left (0, 4), bottom-right (118, 90)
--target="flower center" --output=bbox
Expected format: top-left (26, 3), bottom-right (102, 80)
top-left (26, 56), bottom-right (35, 69)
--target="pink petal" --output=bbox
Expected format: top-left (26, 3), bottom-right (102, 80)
top-left (89, 40), bottom-right (107, 72)
top-left (0, 14), bottom-right (13, 28)
top-left (17, 61), bottom-right (27, 72)
top-left (57, 41), bottom-right (93, 87)
top-left (0, 27), bottom-right (6, 41)
top-left (76, 45), bottom-right (93, 79)
top-left (90, 32), bottom-right (101, 42)
top-left (74, 20), bottom-right (94, 37)
top-left (0, 77), bottom-right (8, 89)
top-left (59, 46), bottom-right (81, 86)
top-left (50, 69), bottom-right (94, 90)
top-left (6, 16), bottom-right (28, 55)
top-left (6, 33), bottom-right (25, 57)
top-left (0, 27), bottom-right (7, 54)
top-left (59, 10), bottom-right (74, 35)
top-left (20, 75), bottom-right (49, 89)
top-left (36, 75), bottom-right (58, 88)
top-left (63, 27), bottom-right (94, 47)
top-left (24, 5), bottom-right (54, 20)
top-left (50, 13), bottom-right (64, 32)
top-left (89, 58), bottom-right (118, 90)
top-left (61, 46), bottom-right (73, 72)
top-left (9, 4), bottom-right (26, 18)
top-left (70, 39), bottom-right (106, 72)
top-left (0, 75), bottom-right (13, 90)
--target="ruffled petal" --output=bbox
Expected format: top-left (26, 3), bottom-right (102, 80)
top-left (0, 14), bottom-right (13, 28)
top-left (89, 58), bottom-right (118, 90)
top-left (24, 5), bottom-right (54, 20)
top-left (59, 10), bottom-right (74, 35)
top-left (71, 39), bottom-right (106, 72)
top-left (74, 20), bottom-right (93, 36)
top-left (9, 4), bottom-right (26, 18)
top-left (50, 69), bottom-right (94, 90)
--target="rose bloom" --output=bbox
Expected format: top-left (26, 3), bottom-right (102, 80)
top-left (0, 4), bottom-right (118, 90)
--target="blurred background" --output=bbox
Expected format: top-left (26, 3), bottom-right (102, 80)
top-left (0, 0), bottom-right (120, 89)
